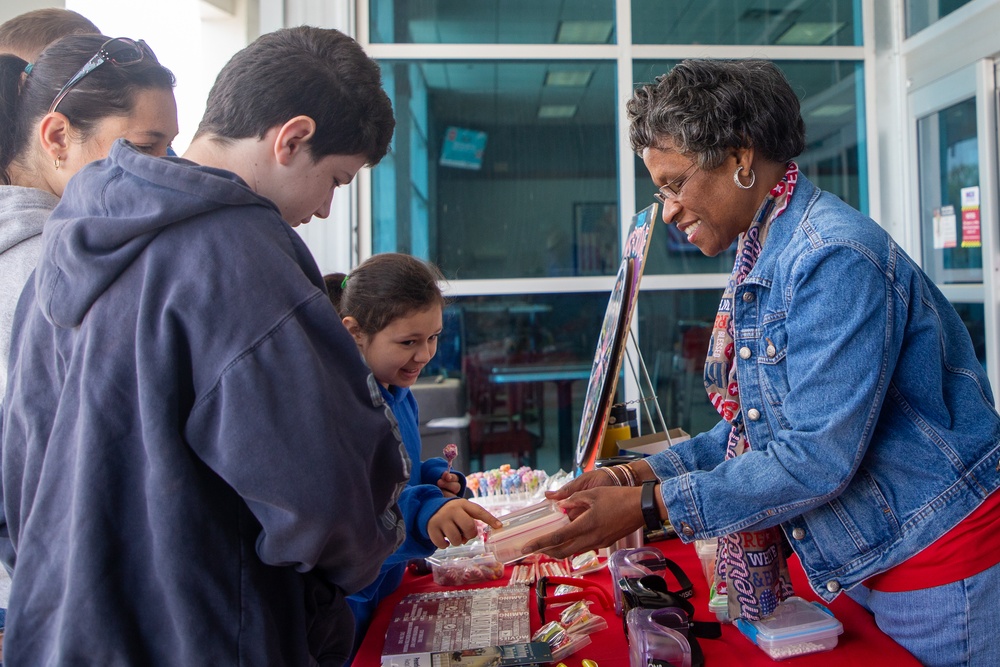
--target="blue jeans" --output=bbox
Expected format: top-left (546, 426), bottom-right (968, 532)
top-left (846, 560), bottom-right (1000, 666)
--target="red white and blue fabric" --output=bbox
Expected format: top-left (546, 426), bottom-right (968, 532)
top-left (705, 162), bottom-right (799, 621)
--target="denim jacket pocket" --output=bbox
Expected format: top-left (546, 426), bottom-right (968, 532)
top-left (758, 318), bottom-right (792, 430)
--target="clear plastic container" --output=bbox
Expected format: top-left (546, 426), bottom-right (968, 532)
top-left (693, 538), bottom-right (717, 590)
top-left (483, 499), bottom-right (570, 564)
top-left (708, 592), bottom-right (729, 623)
top-left (425, 541), bottom-right (505, 586)
top-left (735, 596), bottom-right (844, 661)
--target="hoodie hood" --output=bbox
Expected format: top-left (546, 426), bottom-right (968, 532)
top-left (0, 185), bottom-right (60, 253)
top-left (37, 139), bottom-right (278, 328)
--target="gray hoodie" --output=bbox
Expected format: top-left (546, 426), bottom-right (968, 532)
top-left (0, 185), bottom-right (59, 399)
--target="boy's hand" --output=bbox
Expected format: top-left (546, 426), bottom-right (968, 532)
top-left (437, 471), bottom-right (463, 498)
top-left (427, 499), bottom-right (502, 550)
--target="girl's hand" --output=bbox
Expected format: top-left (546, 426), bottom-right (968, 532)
top-left (427, 500), bottom-right (502, 550)
top-left (437, 471), bottom-right (463, 498)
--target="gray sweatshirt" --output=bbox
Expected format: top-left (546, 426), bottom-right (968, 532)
top-left (0, 185), bottom-right (59, 399)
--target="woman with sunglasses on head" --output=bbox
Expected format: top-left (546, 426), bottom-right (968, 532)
top-left (0, 33), bottom-right (177, 399)
top-left (524, 59), bottom-right (1000, 667)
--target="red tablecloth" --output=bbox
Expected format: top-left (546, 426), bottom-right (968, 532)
top-left (353, 537), bottom-right (921, 666)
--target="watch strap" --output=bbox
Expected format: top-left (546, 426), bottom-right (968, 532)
top-left (640, 480), bottom-right (662, 532)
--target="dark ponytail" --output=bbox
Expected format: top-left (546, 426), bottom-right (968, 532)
top-left (0, 54), bottom-right (28, 185)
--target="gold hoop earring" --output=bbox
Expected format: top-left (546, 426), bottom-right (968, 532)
top-left (733, 166), bottom-right (755, 190)
top-left (54, 156), bottom-right (61, 170)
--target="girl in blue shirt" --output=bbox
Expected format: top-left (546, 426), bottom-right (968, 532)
top-left (325, 253), bottom-right (500, 654)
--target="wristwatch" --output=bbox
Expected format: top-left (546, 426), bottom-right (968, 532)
top-left (640, 480), bottom-right (662, 532)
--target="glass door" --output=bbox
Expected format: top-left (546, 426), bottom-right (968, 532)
top-left (909, 60), bottom-right (1000, 394)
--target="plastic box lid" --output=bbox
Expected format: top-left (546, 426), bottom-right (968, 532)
top-left (736, 597), bottom-right (843, 659)
top-left (484, 499), bottom-right (569, 564)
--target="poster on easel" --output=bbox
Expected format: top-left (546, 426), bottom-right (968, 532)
top-left (574, 202), bottom-right (658, 473)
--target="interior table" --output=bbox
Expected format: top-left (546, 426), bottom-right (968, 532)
top-left (355, 534), bottom-right (921, 666)
top-left (488, 362), bottom-right (592, 470)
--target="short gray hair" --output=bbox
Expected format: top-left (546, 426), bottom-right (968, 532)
top-left (627, 59), bottom-right (805, 169)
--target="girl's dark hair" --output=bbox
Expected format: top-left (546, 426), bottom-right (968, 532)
top-left (627, 58), bottom-right (806, 169)
top-left (0, 33), bottom-right (175, 185)
top-left (325, 253), bottom-right (446, 336)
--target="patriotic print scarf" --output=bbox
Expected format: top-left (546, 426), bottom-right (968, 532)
top-left (705, 162), bottom-right (799, 621)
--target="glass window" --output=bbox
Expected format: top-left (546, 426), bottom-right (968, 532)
top-left (635, 290), bottom-right (724, 439)
top-left (905, 0), bottom-right (976, 37)
top-left (370, 0), bottom-right (615, 44)
top-left (633, 59), bottom-right (867, 275)
top-left (426, 293), bottom-right (613, 472)
top-left (917, 96), bottom-right (981, 284)
top-left (631, 0), bottom-right (860, 46)
top-left (374, 60), bottom-right (619, 279)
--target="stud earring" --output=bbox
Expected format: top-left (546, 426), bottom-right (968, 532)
top-left (54, 156), bottom-right (62, 170)
top-left (733, 167), bottom-right (755, 190)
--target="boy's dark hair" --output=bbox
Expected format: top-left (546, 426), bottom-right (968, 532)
top-left (0, 8), bottom-right (100, 62)
top-left (195, 26), bottom-right (395, 166)
top-left (326, 253), bottom-right (446, 336)
top-left (0, 33), bottom-right (175, 186)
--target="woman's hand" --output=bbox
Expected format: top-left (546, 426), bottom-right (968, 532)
top-left (436, 471), bottom-right (463, 498)
top-left (521, 486), bottom-right (645, 558)
top-left (427, 499), bottom-right (502, 550)
top-left (543, 468), bottom-right (617, 502)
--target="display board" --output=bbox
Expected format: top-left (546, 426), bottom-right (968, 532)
top-left (574, 203), bottom-right (658, 472)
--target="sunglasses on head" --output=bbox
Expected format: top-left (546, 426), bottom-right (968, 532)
top-left (48, 37), bottom-right (156, 114)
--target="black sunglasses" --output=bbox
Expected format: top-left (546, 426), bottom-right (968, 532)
top-left (535, 575), bottom-right (612, 624)
top-left (49, 37), bottom-right (155, 114)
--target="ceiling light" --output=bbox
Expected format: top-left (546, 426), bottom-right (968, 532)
top-left (776, 22), bottom-right (845, 45)
top-left (537, 105), bottom-right (577, 119)
top-left (556, 21), bottom-right (613, 44)
top-left (545, 70), bottom-right (593, 87)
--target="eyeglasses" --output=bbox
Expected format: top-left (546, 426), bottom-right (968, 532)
top-left (653, 162), bottom-right (698, 205)
top-left (535, 575), bottom-right (612, 623)
top-left (49, 38), bottom-right (154, 114)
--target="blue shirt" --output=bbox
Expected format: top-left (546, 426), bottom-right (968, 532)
top-left (347, 384), bottom-right (466, 642)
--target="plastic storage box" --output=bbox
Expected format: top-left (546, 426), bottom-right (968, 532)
top-left (735, 596), bottom-right (844, 660)
top-left (484, 499), bottom-right (569, 564)
top-left (693, 538), bottom-right (717, 589)
top-left (425, 541), bottom-right (505, 586)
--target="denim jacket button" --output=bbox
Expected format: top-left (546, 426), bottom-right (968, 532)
top-left (826, 580), bottom-right (841, 593)
top-left (747, 408), bottom-right (761, 421)
top-left (739, 346), bottom-right (752, 360)
top-left (766, 344), bottom-right (776, 357)
top-left (792, 527), bottom-right (805, 540)
top-left (742, 292), bottom-right (754, 303)
top-left (680, 523), bottom-right (694, 537)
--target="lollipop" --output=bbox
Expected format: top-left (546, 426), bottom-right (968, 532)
top-left (443, 443), bottom-right (459, 473)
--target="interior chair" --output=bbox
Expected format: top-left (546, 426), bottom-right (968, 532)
top-left (463, 351), bottom-right (540, 470)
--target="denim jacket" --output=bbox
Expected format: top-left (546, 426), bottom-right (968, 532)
top-left (649, 174), bottom-right (1000, 602)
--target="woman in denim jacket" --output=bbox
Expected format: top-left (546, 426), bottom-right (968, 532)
top-left (525, 59), bottom-right (1000, 666)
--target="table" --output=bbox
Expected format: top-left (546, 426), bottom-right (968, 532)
top-left (489, 363), bottom-right (592, 470)
top-left (355, 536), bottom-right (922, 666)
